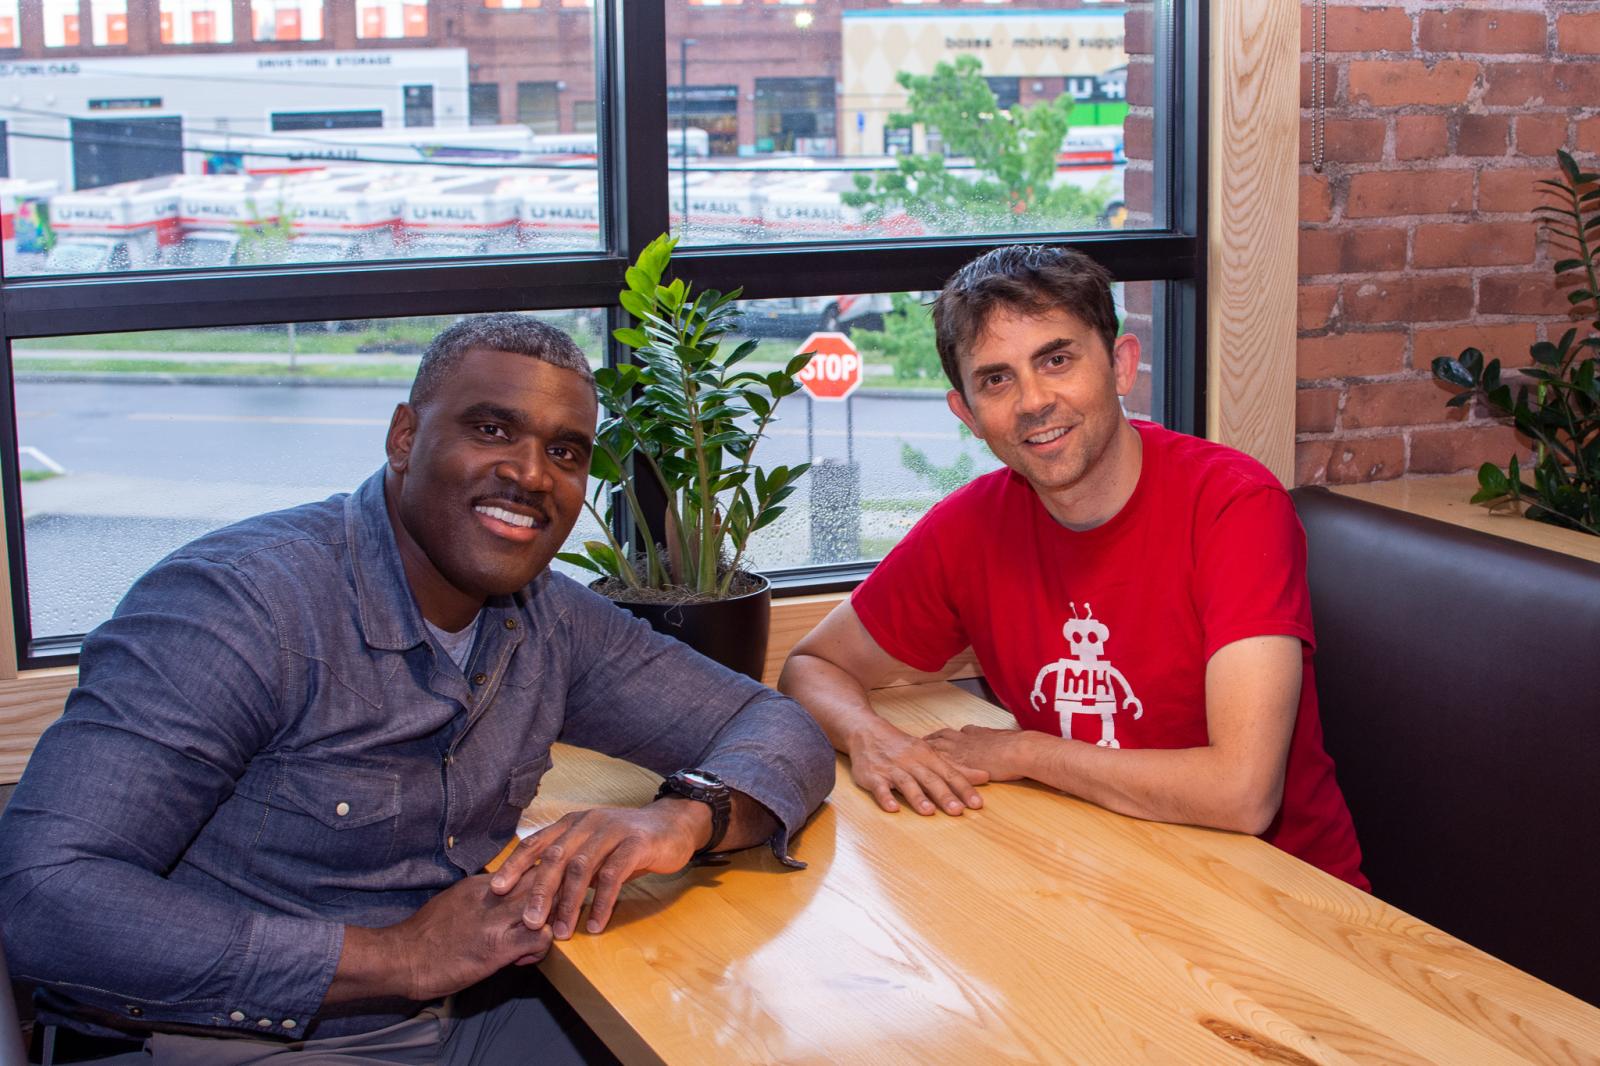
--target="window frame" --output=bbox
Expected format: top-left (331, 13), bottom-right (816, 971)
top-left (0, 0), bottom-right (1207, 669)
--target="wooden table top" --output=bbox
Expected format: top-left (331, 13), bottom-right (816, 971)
top-left (522, 682), bottom-right (1600, 1065)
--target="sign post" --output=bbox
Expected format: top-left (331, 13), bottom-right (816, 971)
top-left (795, 332), bottom-right (864, 563)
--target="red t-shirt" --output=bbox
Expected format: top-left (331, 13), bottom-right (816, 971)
top-left (852, 421), bottom-right (1367, 889)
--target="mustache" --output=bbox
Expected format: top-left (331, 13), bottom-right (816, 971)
top-left (474, 490), bottom-right (551, 524)
top-left (1014, 405), bottom-right (1060, 437)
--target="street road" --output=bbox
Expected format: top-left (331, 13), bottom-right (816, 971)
top-left (14, 378), bottom-right (997, 639)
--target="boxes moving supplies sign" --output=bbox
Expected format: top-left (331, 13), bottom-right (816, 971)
top-left (795, 331), bottom-right (862, 401)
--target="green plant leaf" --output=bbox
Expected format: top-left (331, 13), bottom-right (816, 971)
top-left (555, 551), bottom-right (604, 575)
top-left (588, 447), bottom-right (624, 483)
top-left (1473, 462), bottom-right (1512, 500)
top-left (1432, 355), bottom-right (1475, 388)
top-left (611, 327), bottom-right (648, 349)
top-left (625, 265), bottom-right (655, 296)
top-left (618, 289), bottom-right (652, 321)
top-left (724, 339), bottom-right (760, 368)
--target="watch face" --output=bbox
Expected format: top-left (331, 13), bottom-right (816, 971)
top-left (679, 769), bottom-right (720, 790)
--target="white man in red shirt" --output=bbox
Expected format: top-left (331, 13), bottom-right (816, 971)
top-left (779, 245), bottom-right (1367, 888)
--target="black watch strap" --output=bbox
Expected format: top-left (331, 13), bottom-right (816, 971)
top-left (655, 768), bottom-right (732, 857)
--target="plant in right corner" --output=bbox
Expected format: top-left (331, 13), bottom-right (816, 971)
top-left (1431, 149), bottom-right (1600, 537)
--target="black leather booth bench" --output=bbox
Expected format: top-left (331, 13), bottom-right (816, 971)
top-left (1292, 486), bottom-right (1600, 1007)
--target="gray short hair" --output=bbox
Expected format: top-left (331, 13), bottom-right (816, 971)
top-left (411, 313), bottom-right (594, 407)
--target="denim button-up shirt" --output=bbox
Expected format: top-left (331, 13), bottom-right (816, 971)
top-left (0, 470), bottom-right (834, 1040)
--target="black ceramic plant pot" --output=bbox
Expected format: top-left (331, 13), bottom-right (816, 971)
top-left (605, 575), bottom-right (772, 682)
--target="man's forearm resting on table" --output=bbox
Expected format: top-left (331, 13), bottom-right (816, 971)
top-left (1013, 734), bottom-right (1284, 835)
top-left (778, 651), bottom-right (886, 751)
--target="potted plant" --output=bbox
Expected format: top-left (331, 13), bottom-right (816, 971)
top-left (1432, 149), bottom-right (1600, 538)
top-left (558, 233), bottom-right (812, 678)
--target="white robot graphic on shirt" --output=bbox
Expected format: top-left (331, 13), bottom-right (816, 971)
top-left (1029, 603), bottom-right (1143, 748)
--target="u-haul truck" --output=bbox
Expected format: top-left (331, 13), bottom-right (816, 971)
top-left (278, 168), bottom-right (431, 263)
top-left (168, 170), bottom-right (362, 267)
top-left (518, 174), bottom-right (600, 253)
top-left (43, 174), bottom-right (210, 273)
top-left (671, 171), bottom-right (765, 244)
top-left (399, 171), bottom-right (527, 258)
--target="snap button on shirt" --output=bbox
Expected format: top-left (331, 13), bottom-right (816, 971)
top-left (229, 1011), bottom-right (245, 1022)
top-left (335, 802), bottom-right (350, 817)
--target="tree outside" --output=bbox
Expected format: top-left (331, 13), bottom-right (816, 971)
top-left (843, 55), bottom-right (1113, 236)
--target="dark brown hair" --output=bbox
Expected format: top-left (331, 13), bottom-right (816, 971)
top-left (932, 245), bottom-right (1118, 397)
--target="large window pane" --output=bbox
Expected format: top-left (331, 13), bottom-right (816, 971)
top-left (4, 0), bottom-right (602, 277)
top-left (252, 0), bottom-right (323, 42)
top-left (159, 0), bottom-right (233, 45)
top-left (11, 311), bottom-right (607, 642)
top-left (667, 0), bottom-right (1147, 247)
top-left (732, 283), bottom-right (1162, 572)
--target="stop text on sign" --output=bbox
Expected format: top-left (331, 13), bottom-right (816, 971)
top-left (794, 331), bottom-right (863, 401)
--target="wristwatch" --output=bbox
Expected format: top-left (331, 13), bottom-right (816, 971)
top-left (655, 768), bottom-right (732, 858)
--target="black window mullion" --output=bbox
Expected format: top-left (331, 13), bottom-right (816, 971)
top-left (608, 0), bottom-right (673, 560)
top-left (0, 256), bottom-right (630, 338)
top-left (1174, 0), bottom-right (1208, 437)
top-left (667, 234), bottom-right (1199, 302)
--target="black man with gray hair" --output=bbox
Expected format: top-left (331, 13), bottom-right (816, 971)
top-left (0, 312), bottom-right (833, 1064)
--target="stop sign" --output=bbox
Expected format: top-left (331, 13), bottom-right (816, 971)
top-left (794, 331), bottom-right (863, 401)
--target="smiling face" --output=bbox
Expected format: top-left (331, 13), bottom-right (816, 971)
top-left (946, 305), bottom-right (1141, 527)
top-left (384, 346), bottom-right (596, 629)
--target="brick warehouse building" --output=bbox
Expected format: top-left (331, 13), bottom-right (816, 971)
top-left (0, 0), bottom-right (1118, 162)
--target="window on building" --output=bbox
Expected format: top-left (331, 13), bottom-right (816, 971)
top-left (0, 0), bottom-right (16, 47)
top-left (572, 100), bottom-right (596, 134)
top-left (753, 77), bottom-right (834, 155)
top-left (356, 0), bottom-right (426, 39)
top-left (516, 81), bottom-right (559, 135)
top-left (42, 0), bottom-right (79, 46)
top-left (403, 85), bottom-right (434, 127)
top-left (984, 76), bottom-right (1020, 111)
top-left (252, 0), bottom-right (323, 41)
top-left (469, 83), bottom-right (501, 125)
top-left (90, 0), bottom-right (127, 44)
top-left (0, 0), bottom-right (1198, 666)
top-left (667, 84), bottom-right (738, 157)
top-left (159, 0), bottom-right (234, 44)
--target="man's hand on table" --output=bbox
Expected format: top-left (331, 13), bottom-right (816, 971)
top-left (924, 724), bottom-right (1034, 782)
top-left (488, 801), bottom-right (710, 940)
top-left (332, 874), bottom-right (557, 1004)
top-left (848, 716), bottom-right (989, 816)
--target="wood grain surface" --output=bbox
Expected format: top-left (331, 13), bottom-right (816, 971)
top-left (0, 667), bottom-right (76, 783)
top-left (524, 683), bottom-right (1600, 1066)
top-left (1207, 0), bottom-right (1299, 485)
top-left (1331, 477), bottom-right (1600, 566)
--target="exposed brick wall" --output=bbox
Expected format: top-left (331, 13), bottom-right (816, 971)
top-left (1293, 1), bottom-right (1596, 485)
